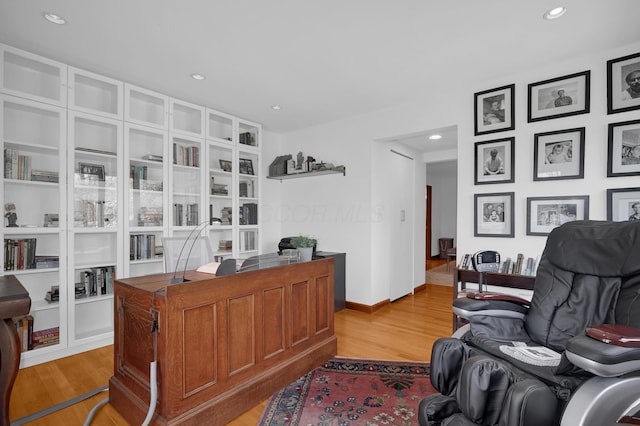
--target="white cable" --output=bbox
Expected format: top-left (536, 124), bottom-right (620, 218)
top-left (141, 360), bottom-right (158, 426)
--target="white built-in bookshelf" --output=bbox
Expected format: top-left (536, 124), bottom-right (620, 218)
top-left (0, 43), bottom-right (261, 367)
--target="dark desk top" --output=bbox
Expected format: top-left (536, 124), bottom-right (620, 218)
top-left (0, 275), bottom-right (31, 318)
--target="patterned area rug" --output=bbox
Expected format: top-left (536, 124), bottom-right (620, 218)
top-left (258, 357), bottom-right (435, 425)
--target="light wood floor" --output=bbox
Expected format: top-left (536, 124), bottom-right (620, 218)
top-left (10, 261), bottom-right (453, 425)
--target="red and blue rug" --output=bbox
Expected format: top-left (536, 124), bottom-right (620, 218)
top-left (258, 357), bottom-right (435, 425)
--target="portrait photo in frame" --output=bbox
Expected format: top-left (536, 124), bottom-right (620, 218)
top-left (533, 127), bottom-right (585, 181)
top-left (607, 119), bottom-right (640, 177)
top-left (474, 192), bottom-right (514, 237)
top-left (219, 159), bottom-right (232, 172)
top-left (474, 84), bottom-right (515, 136)
top-left (607, 187), bottom-right (640, 222)
top-left (239, 158), bottom-right (254, 175)
top-left (78, 162), bottom-right (105, 181)
top-left (526, 195), bottom-right (589, 236)
top-left (527, 71), bottom-right (590, 122)
top-left (474, 137), bottom-right (515, 185)
top-left (607, 52), bottom-right (640, 114)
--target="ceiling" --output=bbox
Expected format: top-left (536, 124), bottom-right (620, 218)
top-left (1, 1), bottom-right (639, 143)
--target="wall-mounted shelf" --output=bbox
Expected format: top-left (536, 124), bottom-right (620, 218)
top-left (267, 168), bottom-right (345, 181)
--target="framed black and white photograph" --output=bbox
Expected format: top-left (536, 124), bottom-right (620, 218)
top-left (219, 159), bottom-right (232, 172)
top-left (474, 84), bottom-right (515, 136)
top-left (607, 52), bottom-right (640, 114)
top-left (607, 119), bottom-right (640, 177)
top-left (526, 195), bottom-right (589, 236)
top-left (533, 127), bottom-right (585, 181)
top-left (527, 71), bottom-right (590, 122)
top-left (78, 162), bottom-right (105, 181)
top-left (474, 192), bottom-right (514, 237)
top-left (474, 137), bottom-right (515, 185)
top-left (239, 158), bottom-right (254, 175)
top-left (607, 187), bottom-right (640, 221)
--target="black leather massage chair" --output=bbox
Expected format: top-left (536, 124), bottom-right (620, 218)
top-left (418, 220), bottom-right (640, 426)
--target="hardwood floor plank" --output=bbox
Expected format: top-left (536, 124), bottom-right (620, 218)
top-left (10, 283), bottom-right (453, 425)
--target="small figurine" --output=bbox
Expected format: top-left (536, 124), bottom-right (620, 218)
top-left (5, 203), bottom-right (17, 227)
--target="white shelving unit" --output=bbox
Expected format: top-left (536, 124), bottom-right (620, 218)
top-left (0, 43), bottom-right (262, 367)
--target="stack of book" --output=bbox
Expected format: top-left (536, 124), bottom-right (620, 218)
top-left (35, 255), bottom-right (59, 269)
top-left (4, 148), bottom-right (32, 180)
top-left (32, 326), bottom-right (59, 349)
top-left (44, 213), bottom-right (59, 227)
top-left (31, 169), bottom-right (59, 183)
top-left (219, 240), bottom-right (232, 251)
top-left (44, 285), bottom-right (59, 303)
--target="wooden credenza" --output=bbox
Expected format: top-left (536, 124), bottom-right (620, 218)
top-left (109, 258), bottom-right (337, 425)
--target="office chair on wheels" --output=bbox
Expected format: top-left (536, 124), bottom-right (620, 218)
top-left (419, 220), bottom-right (640, 426)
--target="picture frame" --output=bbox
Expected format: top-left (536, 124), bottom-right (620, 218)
top-left (474, 84), bottom-right (515, 136)
top-left (239, 158), bottom-right (254, 175)
top-left (78, 162), bottom-right (105, 181)
top-left (527, 71), bottom-right (590, 122)
top-left (474, 137), bottom-right (515, 185)
top-left (219, 159), bottom-right (232, 172)
top-left (607, 52), bottom-right (640, 114)
top-left (533, 127), bottom-right (585, 181)
top-left (474, 192), bottom-right (514, 237)
top-left (607, 187), bottom-right (640, 222)
top-left (526, 195), bottom-right (589, 236)
top-left (607, 119), bottom-right (640, 177)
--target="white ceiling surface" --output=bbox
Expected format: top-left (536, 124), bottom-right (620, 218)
top-left (1, 1), bottom-right (639, 139)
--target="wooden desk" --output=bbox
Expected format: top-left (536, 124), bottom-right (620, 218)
top-left (0, 276), bottom-right (31, 426)
top-left (109, 258), bottom-right (337, 425)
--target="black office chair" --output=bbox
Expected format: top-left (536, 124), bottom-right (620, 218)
top-left (419, 220), bottom-right (640, 426)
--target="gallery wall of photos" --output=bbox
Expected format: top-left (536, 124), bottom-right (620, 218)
top-left (470, 50), bottom-right (640, 241)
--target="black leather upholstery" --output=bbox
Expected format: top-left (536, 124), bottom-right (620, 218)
top-left (419, 220), bottom-right (640, 426)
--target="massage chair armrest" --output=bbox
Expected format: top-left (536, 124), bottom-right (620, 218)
top-left (453, 292), bottom-right (529, 321)
top-left (565, 325), bottom-right (640, 377)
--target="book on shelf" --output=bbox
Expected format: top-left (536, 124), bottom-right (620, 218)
top-left (4, 238), bottom-right (37, 270)
top-left (75, 146), bottom-right (116, 156)
top-left (172, 143), bottom-right (200, 167)
top-left (143, 153), bottom-right (163, 162)
top-left (14, 315), bottom-right (34, 351)
top-left (35, 255), bottom-right (59, 269)
top-left (239, 203), bottom-right (258, 225)
top-left (239, 131), bottom-right (256, 146)
top-left (130, 234), bottom-right (157, 260)
top-left (78, 265), bottom-right (115, 297)
top-left (239, 180), bottom-right (254, 198)
top-left (220, 206), bottom-right (232, 225)
top-left (31, 169), bottom-right (59, 183)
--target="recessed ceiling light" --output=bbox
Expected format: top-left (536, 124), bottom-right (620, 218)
top-left (271, 105), bottom-right (282, 111)
top-left (43, 12), bottom-right (66, 25)
top-left (191, 73), bottom-right (206, 81)
top-left (429, 134), bottom-right (442, 140)
top-left (543, 7), bottom-right (566, 20)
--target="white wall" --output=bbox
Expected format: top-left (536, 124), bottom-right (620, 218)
top-left (457, 40), bottom-right (640, 263)
top-left (261, 96), bottom-right (463, 305)
top-left (260, 40), bottom-right (640, 307)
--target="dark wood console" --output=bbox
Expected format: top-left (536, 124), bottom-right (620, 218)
top-left (109, 258), bottom-right (337, 425)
